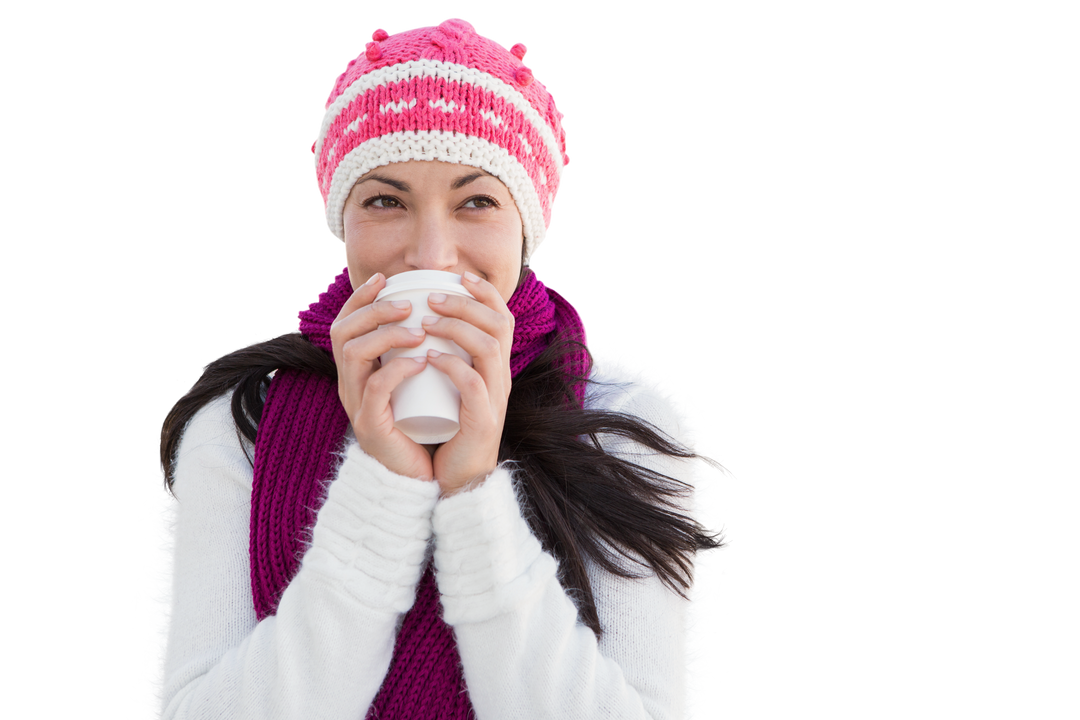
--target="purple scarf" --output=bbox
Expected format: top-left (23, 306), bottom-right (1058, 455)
top-left (250, 268), bottom-right (586, 719)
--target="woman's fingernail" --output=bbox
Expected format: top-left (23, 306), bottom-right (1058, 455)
top-left (422, 315), bottom-right (439, 326)
top-left (463, 271), bottom-right (480, 283)
top-left (391, 300), bottom-right (410, 309)
top-left (427, 349), bottom-right (443, 358)
top-left (428, 292), bottom-right (447, 303)
top-left (364, 272), bottom-right (382, 286)
top-left (412, 355), bottom-right (427, 363)
top-left (407, 327), bottom-right (425, 337)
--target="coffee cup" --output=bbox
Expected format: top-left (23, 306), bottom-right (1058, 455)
top-left (375, 270), bottom-right (475, 444)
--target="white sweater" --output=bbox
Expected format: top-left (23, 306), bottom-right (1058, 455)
top-left (161, 369), bottom-right (695, 719)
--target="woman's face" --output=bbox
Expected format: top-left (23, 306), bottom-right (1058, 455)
top-left (342, 160), bottom-right (524, 302)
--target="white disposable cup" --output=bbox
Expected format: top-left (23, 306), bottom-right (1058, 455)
top-left (375, 270), bottom-right (475, 444)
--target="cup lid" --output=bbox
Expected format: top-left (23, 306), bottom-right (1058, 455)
top-left (375, 270), bottom-right (474, 299)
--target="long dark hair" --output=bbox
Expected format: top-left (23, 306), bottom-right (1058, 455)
top-left (161, 333), bottom-right (722, 636)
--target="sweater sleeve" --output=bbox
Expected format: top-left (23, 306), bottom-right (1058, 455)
top-left (161, 394), bottom-right (440, 720)
top-left (432, 375), bottom-right (693, 720)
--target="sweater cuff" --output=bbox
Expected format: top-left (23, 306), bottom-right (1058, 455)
top-left (432, 466), bottom-right (557, 625)
top-left (301, 441), bottom-right (440, 613)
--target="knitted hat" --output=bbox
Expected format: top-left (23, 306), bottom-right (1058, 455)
top-left (314, 19), bottom-right (568, 260)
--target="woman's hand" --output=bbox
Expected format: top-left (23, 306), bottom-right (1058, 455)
top-left (330, 273), bottom-right (434, 481)
top-left (422, 271), bottom-right (515, 495)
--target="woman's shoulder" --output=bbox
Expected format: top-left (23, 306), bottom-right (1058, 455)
top-left (178, 390), bottom-right (240, 445)
top-left (170, 377), bottom-right (267, 500)
top-left (586, 359), bottom-right (691, 445)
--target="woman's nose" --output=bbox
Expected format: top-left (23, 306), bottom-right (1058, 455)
top-left (405, 215), bottom-right (458, 271)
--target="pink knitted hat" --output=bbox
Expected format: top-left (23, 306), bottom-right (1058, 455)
top-left (314, 19), bottom-right (569, 259)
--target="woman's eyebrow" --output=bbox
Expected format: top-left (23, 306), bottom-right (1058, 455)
top-left (356, 169), bottom-right (492, 191)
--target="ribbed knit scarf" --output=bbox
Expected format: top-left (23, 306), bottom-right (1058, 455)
top-left (250, 267), bottom-right (586, 719)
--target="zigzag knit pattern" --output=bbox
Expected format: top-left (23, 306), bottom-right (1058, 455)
top-left (250, 267), bottom-right (586, 719)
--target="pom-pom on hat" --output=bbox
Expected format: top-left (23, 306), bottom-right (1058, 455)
top-left (315, 19), bottom-right (568, 260)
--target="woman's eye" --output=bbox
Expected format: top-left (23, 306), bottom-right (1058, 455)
top-left (464, 195), bottom-right (496, 209)
top-left (367, 195), bottom-right (401, 209)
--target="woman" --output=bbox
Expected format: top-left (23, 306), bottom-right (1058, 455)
top-left (160, 19), bottom-right (720, 720)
